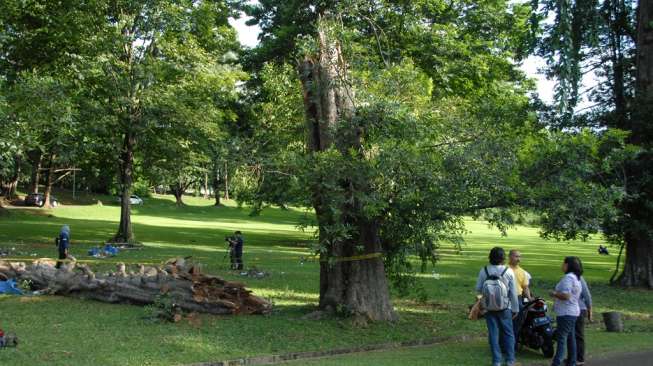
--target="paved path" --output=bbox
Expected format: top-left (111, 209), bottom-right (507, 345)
top-left (589, 350), bottom-right (653, 366)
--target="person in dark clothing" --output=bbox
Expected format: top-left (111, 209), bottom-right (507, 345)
top-left (227, 231), bottom-right (244, 270)
top-left (55, 225), bottom-right (70, 269)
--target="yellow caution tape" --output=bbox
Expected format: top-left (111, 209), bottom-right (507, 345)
top-left (320, 252), bottom-right (383, 263)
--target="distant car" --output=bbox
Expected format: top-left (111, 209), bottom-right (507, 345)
top-left (24, 193), bottom-right (58, 207)
top-left (116, 195), bottom-right (144, 205)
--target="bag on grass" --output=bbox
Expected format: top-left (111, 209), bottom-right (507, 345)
top-left (481, 266), bottom-right (509, 311)
top-left (468, 297), bottom-right (484, 320)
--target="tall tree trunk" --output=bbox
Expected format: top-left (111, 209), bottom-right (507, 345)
top-left (607, 0), bottom-right (628, 129)
top-left (212, 173), bottom-right (221, 206)
top-left (43, 153), bottom-right (55, 209)
top-left (28, 150), bottom-right (42, 194)
top-left (223, 162), bottom-right (230, 200)
top-left (299, 21), bottom-right (396, 321)
top-left (619, 0), bottom-right (653, 288)
top-left (113, 131), bottom-right (135, 243)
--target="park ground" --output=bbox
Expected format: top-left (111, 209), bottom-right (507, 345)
top-left (0, 191), bottom-right (652, 365)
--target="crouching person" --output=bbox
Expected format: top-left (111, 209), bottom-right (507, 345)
top-left (476, 247), bottom-right (520, 366)
top-left (55, 225), bottom-right (71, 269)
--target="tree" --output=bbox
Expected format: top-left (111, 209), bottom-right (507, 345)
top-left (618, 0), bottom-right (653, 287)
top-left (298, 19), bottom-right (397, 320)
top-left (6, 73), bottom-right (79, 208)
top-left (534, 0), bottom-right (653, 287)
top-left (0, 0), bottom-right (99, 200)
top-left (242, 0), bottom-right (546, 319)
top-left (80, 0), bottom-right (240, 242)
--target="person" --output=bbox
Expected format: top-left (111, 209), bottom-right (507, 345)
top-left (55, 225), bottom-right (71, 269)
top-left (598, 245), bottom-right (609, 255)
top-left (508, 249), bottom-right (532, 351)
top-left (227, 231), bottom-right (244, 270)
top-left (550, 256), bottom-right (582, 366)
top-left (475, 247), bottom-right (520, 366)
top-left (567, 258), bottom-right (592, 366)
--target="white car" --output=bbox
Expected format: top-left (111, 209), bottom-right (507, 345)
top-left (117, 195), bottom-right (144, 205)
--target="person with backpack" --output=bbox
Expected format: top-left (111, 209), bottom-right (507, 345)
top-left (550, 256), bottom-right (582, 366)
top-left (475, 247), bottom-right (520, 366)
top-left (55, 225), bottom-right (71, 269)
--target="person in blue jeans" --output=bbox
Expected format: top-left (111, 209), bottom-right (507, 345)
top-left (550, 256), bottom-right (582, 366)
top-left (476, 247), bottom-right (520, 366)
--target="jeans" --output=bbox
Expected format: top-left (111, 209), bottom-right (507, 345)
top-left (567, 310), bottom-right (586, 363)
top-left (552, 315), bottom-right (577, 366)
top-left (486, 308), bottom-right (516, 365)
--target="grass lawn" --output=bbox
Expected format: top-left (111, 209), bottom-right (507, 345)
top-left (0, 191), bottom-right (651, 365)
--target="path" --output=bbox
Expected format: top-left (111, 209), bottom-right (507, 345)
top-left (584, 350), bottom-right (653, 366)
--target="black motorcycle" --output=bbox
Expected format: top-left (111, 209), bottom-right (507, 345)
top-left (517, 297), bottom-right (555, 358)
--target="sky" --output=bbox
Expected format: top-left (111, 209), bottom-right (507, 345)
top-left (228, 13), bottom-right (581, 106)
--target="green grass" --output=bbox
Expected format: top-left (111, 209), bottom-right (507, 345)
top-left (0, 192), bottom-right (651, 365)
top-left (285, 327), bottom-right (653, 366)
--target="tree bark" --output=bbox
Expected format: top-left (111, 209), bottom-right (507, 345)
top-left (299, 22), bottom-right (396, 321)
top-left (28, 150), bottom-right (42, 194)
top-left (212, 173), bottom-right (221, 206)
top-left (0, 258), bottom-right (272, 315)
top-left (223, 162), bottom-right (230, 200)
top-left (635, 0), bottom-right (653, 105)
top-left (43, 153), bottom-right (55, 209)
top-left (203, 171), bottom-right (209, 199)
top-left (620, 230), bottom-right (653, 287)
top-left (618, 0), bottom-right (653, 288)
top-left (3, 155), bottom-right (21, 200)
top-left (171, 183), bottom-right (185, 206)
top-left (113, 131), bottom-right (135, 243)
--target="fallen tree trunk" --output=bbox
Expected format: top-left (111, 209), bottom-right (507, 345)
top-left (0, 258), bottom-right (271, 315)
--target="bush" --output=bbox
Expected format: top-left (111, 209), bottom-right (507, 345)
top-left (132, 179), bottom-right (152, 198)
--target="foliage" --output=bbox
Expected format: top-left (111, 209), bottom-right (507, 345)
top-left (144, 293), bottom-right (183, 322)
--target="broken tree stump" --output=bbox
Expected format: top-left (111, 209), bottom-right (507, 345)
top-left (0, 257), bottom-right (271, 315)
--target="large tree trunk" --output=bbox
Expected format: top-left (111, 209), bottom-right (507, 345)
top-left (28, 150), bottom-right (42, 194)
top-left (0, 258), bottom-right (272, 315)
top-left (618, 0), bottom-right (653, 288)
top-left (299, 21), bottom-right (396, 321)
top-left (620, 230), bottom-right (653, 287)
top-left (113, 131), bottom-right (135, 243)
top-left (43, 153), bottom-right (55, 209)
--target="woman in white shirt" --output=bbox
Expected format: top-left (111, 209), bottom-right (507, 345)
top-left (549, 256), bottom-right (582, 366)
